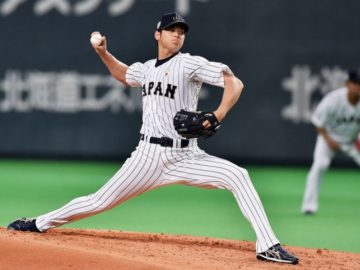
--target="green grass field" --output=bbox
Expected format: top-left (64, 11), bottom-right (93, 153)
top-left (0, 160), bottom-right (359, 253)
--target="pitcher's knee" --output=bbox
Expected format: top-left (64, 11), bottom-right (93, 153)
top-left (235, 167), bottom-right (250, 180)
top-left (225, 167), bottom-right (251, 188)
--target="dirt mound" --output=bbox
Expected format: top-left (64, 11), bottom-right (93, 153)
top-left (0, 227), bottom-right (359, 270)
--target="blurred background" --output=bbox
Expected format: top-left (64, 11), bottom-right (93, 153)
top-left (1, 0), bottom-right (359, 164)
top-left (0, 0), bottom-right (359, 253)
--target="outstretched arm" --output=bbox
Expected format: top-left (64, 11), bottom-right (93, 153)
top-left (213, 72), bottom-right (244, 122)
top-left (91, 32), bottom-right (128, 85)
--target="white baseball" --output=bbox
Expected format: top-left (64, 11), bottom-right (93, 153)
top-left (90, 33), bottom-right (102, 46)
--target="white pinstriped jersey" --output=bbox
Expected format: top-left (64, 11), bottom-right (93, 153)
top-left (126, 52), bottom-right (233, 139)
top-left (312, 87), bottom-right (360, 144)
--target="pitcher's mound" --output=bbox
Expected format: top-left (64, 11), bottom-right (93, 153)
top-left (0, 227), bottom-right (359, 269)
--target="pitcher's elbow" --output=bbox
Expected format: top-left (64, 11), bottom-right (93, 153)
top-left (237, 78), bottom-right (244, 90)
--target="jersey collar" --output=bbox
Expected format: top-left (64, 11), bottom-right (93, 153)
top-left (155, 51), bottom-right (180, 67)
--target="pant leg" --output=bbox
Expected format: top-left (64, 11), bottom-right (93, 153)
top-left (301, 135), bottom-right (335, 213)
top-left (36, 141), bottom-right (164, 231)
top-left (160, 146), bottom-right (279, 253)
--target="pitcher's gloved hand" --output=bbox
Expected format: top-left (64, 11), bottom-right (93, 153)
top-left (173, 109), bottom-right (221, 139)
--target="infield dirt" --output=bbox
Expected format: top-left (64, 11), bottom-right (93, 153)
top-left (0, 227), bottom-right (359, 270)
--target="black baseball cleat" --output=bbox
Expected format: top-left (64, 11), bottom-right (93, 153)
top-left (7, 218), bottom-right (41, 233)
top-left (304, 210), bottom-right (315, 215)
top-left (256, 244), bottom-right (299, 265)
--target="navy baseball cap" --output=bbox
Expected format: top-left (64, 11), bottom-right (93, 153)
top-left (348, 68), bottom-right (360, 84)
top-left (156, 12), bottom-right (189, 33)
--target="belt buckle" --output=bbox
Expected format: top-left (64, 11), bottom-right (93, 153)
top-left (160, 137), bottom-right (172, 147)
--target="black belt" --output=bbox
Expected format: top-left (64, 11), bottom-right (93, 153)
top-left (140, 134), bottom-right (189, 148)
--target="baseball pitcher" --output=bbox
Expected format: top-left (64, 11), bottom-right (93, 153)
top-left (8, 12), bottom-right (298, 265)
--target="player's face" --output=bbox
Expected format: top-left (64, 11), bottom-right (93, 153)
top-left (347, 81), bottom-right (360, 97)
top-left (156, 25), bottom-right (185, 53)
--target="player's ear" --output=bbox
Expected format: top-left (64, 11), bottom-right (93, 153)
top-left (154, 30), bottom-right (161, 41)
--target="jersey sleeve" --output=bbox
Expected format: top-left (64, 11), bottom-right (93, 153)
top-left (311, 95), bottom-right (333, 128)
top-left (125, 62), bottom-right (144, 87)
top-left (183, 55), bottom-right (233, 87)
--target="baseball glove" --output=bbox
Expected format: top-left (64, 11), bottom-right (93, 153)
top-left (173, 109), bottom-right (221, 139)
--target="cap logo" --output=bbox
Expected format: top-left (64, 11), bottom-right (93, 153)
top-left (157, 21), bottom-right (161, 29)
top-left (173, 14), bottom-right (179, 21)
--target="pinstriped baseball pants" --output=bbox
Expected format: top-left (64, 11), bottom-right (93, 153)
top-left (36, 140), bottom-right (279, 253)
